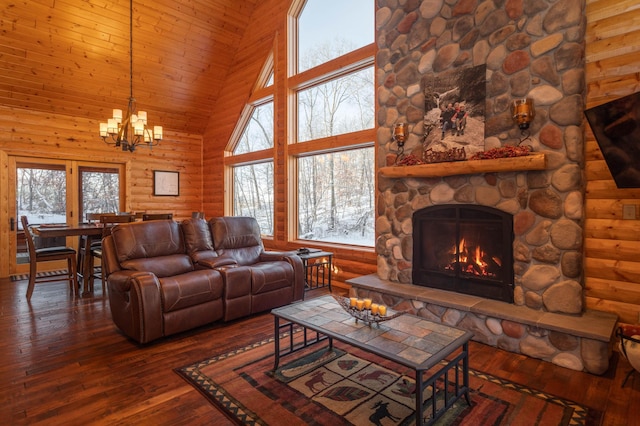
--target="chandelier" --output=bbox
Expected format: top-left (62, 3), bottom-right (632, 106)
top-left (99, 0), bottom-right (162, 152)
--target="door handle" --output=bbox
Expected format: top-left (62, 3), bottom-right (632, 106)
top-left (10, 217), bottom-right (14, 231)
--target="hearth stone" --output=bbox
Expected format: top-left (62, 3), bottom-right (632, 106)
top-left (347, 274), bottom-right (617, 375)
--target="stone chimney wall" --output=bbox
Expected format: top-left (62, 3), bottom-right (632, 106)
top-left (375, 0), bottom-right (586, 315)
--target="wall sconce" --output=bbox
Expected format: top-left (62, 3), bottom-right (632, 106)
top-left (512, 98), bottom-right (535, 130)
top-left (512, 98), bottom-right (535, 144)
top-left (393, 123), bottom-right (406, 145)
top-left (392, 123), bottom-right (407, 163)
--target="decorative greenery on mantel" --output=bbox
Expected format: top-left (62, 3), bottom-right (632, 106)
top-left (378, 153), bottom-right (547, 178)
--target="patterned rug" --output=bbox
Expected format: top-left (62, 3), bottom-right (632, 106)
top-left (176, 334), bottom-right (602, 425)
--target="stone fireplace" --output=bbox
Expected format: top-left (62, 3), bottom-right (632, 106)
top-left (346, 0), bottom-right (618, 374)
top-left (413, 204), bottom-right (514, 303)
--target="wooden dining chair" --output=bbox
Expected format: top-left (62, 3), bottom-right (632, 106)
top-left (142, 213), bottom-right (173, 221)
top-left (20, 216), bottom-right (78, 301)
top-left (86, 214), bottom-right (136, 293)
top-left (77, 212), bottom-right (106, 283)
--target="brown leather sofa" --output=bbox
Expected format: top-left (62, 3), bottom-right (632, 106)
top-left (102, 217), bottom-right (304, 343)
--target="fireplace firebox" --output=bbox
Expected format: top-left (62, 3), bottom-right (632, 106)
top-left (412, 205), bottom-right (514, 303)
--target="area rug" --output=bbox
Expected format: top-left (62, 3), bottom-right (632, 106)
top-left (175, 334), bottom-right (601, 425)
top-left (11, 269), bottom-right (69, 281)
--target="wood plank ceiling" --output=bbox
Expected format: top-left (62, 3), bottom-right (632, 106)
top-left (0, 0), bottom-right (258, 135)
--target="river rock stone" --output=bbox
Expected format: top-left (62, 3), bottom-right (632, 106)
top-left (561, 251), bottom-right (582, 278)
top-left (425, 303), bottom-right (446, 318)
top-left (549, 331), bottom-right (579, 351)
top-left (552, 164), bottom-right (582, 192)
top-left (552, 353), bottom-right (583, 371)
top-left (532, 244), bottom-right (561, 264)
top-left (543, 280), bottom-right (583, 314)
top-left (458, 314), bottom-right (491, 339)
top-left (543, 0), bottom-right (583, 33)
top-left (525, 219), bottom-right (551, 246)
top-left (486, 318), bottom-right (503, 335)
top-left (522, 265), bottom-right (560, 291)
top-left (564, 191), bottom-right (583, 220)
top-left (582, 339), bottom-right (610, 375)
top-left (419, 0), bottom-right (444, 19)
top-left (442, 308), bottom-right (462, 326)
top-left (514, 210), bottom-right (536, 235)
top-left (529, 189), bottom-right (563, 218)
top-left (475, 185), bottom-right (501, 206)
top-left (430, 183), bottom-right (455, 203)
top-left (520, 335), bottom-right (557, 359)
top-left (550, 219), bottom-right (582, 250)
top-left (502, 320), bottom-right (525, 338)
top-left (525, 291), bottom-right (544, 309)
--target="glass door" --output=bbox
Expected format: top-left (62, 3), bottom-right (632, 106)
top-left (8, 157), bottom-right (125, 276)
top-left (13, 159), bottom-right (69, 274)
top-left (79, 166), bottom-right (122, 222)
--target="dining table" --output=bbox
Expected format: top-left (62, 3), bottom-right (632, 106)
top-left (32, 223), bottom-right (105, 296)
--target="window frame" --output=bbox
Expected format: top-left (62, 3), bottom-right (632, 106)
top-left (78, 165), bottom-right (124, 222)
top-left (222, 0), bottom-right (376, 249)
top-left (224, 52), bottom-right (276, 235)
top-left (286, 1), bottom-right (376, 247)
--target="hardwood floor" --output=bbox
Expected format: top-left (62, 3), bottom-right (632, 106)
top-left (0, 277), bottom-right (637, 425)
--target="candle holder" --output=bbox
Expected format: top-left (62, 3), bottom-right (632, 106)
top-left (333, 295), bottom-right (403, 327)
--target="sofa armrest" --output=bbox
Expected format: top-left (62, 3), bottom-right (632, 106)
top-left (259, 251), bottom-right (305, 301)
top-left (197, 252), bottom-right (238, 269)
top-left (259, 250), bottom-right (297, 262)
top-left (106, 271), bottom-right (164, 344)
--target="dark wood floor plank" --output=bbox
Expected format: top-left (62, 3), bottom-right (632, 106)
top-left (0, 277), bottom-right (637, 425)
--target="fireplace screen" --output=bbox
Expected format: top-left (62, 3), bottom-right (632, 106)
top-left (412, 205), bottom-right (514, 303)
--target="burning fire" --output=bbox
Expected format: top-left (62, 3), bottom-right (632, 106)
top-left (444, 238), bottom-right (501, 278)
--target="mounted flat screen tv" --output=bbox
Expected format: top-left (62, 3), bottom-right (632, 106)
top-left (585, 91), bottom-right (640, 188)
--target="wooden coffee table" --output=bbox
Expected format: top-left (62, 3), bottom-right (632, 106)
top-left (271, 295), bottom-right (473, 426)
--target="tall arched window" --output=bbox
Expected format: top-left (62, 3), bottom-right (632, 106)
top-left (226, 54), bottom-right (275, 236)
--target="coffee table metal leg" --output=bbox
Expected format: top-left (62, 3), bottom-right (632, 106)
top-left (416, 370), bottom-right (424, 426)
top-left (274, 316), bottom-right (281, 370)
top-left (463, 341), bottom-right (470, 405)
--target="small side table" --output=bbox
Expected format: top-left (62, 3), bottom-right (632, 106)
top-left (297, 250), bottom-right (333, 294)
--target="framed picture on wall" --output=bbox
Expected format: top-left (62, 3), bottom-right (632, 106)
top-left (153, 170), bottom-right (180, 196)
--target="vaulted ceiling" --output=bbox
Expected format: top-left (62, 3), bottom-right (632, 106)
top-left (0, 0), bottom-right (259, 135)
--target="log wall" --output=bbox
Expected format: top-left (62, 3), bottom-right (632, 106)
top-left (585, 0), bottom-right (640, 324)
top-left (0, 106), bottom-right (203, 277)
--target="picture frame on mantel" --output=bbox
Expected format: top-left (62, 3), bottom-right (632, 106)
top-left (153, 170), bottom-right (180, 196)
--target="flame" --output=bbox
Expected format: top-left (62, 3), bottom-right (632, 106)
top-left (445, 237), bottom-right (498, 278)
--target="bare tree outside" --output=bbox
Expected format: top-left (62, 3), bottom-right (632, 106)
top-left (232, 101), bottom-right (275, 235)
top-left (81, 169), bottom-right (120, 219)
top-left (17, 166), bottom-right (67, 226)
top-left (296, 29), bottom-right (375, 246)
top-left (234, 102), bottom-right (274, 154)
top-left (17, 166), bottom-right (121, 227)
top-left (233, 162), bottom-right (274, 235)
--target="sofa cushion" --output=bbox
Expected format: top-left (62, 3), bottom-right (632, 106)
top-left (210, 216), bottom-right (264, 265)
top-left (112, 219), bottom-right (185, 260)
top-left (159, 269), bottom-right (224, 312)
top-left (111, 220), bottom-right (193, 276)
top-left (181, 218), bottom-right (214, 253)
top-left (121, 254), bottom-right (194, 278)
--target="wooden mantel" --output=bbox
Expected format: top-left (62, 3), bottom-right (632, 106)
top-left (378, 153), bottom-right (547, 178)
